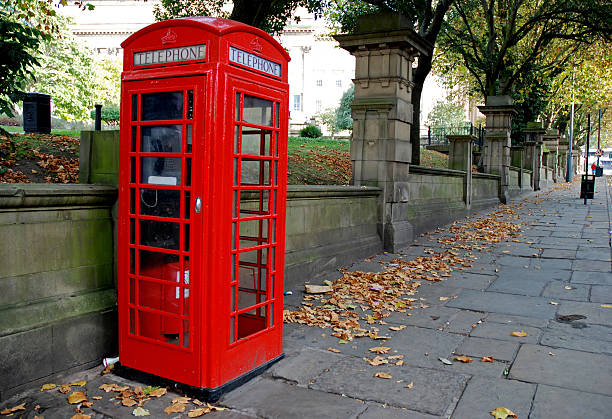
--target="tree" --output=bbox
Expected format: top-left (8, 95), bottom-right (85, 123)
top-left (324, 0), bottom-right (455, 165)
top-left (426, 100), bottom-right (466, 129)
top-left (153, 0), bottom-right (327, 34)
top-left (335, 85), bottom-right (354, 131)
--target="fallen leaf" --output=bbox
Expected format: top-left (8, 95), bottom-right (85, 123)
top-left (404, 381), bottom-right (414, 389)
top-left (369, 346), bottom-right (391, 354)
top-left (122, 398), bottom-right (138, 407)
top-left (101, 363), bottom-right (114, 375)
top-left (68, 391), bottom-right (88, 404)
top-left (490, 406), bottom-right (517, 418)
top-left (549, 301), bottom-right (559, 305)
top-left (564, 285), bottom-right (574, 290)
top-left (58, 385), bottom-right (72, 394)
top-left (41, 383), bottom-right (57, 391)
top-left (395, 360), bottom-right (404, 366)
top-left (71, 414), bottom-right (91, 419)
top-left (164, 403), bottom-right (187, 414)
top-left (188, 408), bottom-right (211, 417)
top-left (510, 330), bottom-right (528, 337)
top-left (548, 352), bottom-right (555, 356)
top-left (439, 357), bottom-right (453, 365)
top-left (1, 403), bottom-right (26, 415)
top-left (92, 396), bottom-right (102, 400)
top-left (389, 325), bottom-right (406, 331)
top-left (439, 297), bottom-right (450, 301)
top-left (172, 396), bottom-right (191, 404)
top-left (193, 399), bottom-right (205, 406)
top-left (327, 347), bottom-right (341, 353)
top-left (454, 355), bottom-right (473, 363)
top-left (71, 380), bottom-right (87, 387)
top-left (601, 304), bottom-right (612, 308)
top-left (148, 388), bottom-right (167, 398)
top-left (364, 356), bottom-right (388, 366)
top-left (99, 384), bottom-right (129, 392)
top-left (305, 284), bottom-right (333, 294)
top-left (133, 406), bottom-right (150, 416)
top-left (481, 356), bottom-right (495, 363)
top-left (374, 372), bottom-right (392, 379)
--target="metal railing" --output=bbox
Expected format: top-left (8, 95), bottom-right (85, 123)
top-left (420, 123), bottom-right (485, 148)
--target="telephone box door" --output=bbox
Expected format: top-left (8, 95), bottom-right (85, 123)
top-left (119, 76), bottom-right (207, 385)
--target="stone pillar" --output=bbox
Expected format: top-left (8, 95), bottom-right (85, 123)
top-left (510, 146), bottom-right (524, 188)
top-left (448, 134), bottom-right (474, 208)
top-left (523, 122), bottom-right (546, 191)
top-left (478, 96), bottom-right (517, 204)
top-left (572, 149), bottom-right (581, 176)
top-left (335, 13), bottom-right (433, 251)
top-left (543, 129), bottom-right (560, 182)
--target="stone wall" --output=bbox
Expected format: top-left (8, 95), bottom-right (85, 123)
top-left (0, 185), bottom-right (118, 400)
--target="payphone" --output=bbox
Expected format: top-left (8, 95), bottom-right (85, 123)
top-left (118, 17), bottom-right (290, 399)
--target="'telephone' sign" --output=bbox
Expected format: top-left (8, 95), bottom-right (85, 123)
top-left (229, 46), bottom-right (281, 77)
top-left (134, 44), bottom-right (206, 66)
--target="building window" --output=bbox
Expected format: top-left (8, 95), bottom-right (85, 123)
top-left (315, 100), bottom-right (322, 112)
top-left (336, 80), bottom-right (342, 87)
top-left (293, 95), bottom-right (301, 111)
top-left (316, 80), bottom-right (323, 87)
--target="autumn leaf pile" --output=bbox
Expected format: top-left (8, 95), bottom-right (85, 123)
top-left (284, 204), bottom-right (523, 340)
top-left (287, 146), bottom-right (351, 185)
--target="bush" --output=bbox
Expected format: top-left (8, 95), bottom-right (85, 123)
top-left (90, 104), bottom-right (120, 124)
top-left (299, 124), bottom-right (322, 138)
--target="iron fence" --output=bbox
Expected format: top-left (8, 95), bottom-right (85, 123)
top-left (420, 123), bottom-right (485, 149)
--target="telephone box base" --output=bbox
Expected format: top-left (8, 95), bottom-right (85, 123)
top-left (113, 354), bottom-right (284, 402)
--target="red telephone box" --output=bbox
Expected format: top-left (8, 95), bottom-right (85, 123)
top-left (118, 17), bottom-right (289, 398)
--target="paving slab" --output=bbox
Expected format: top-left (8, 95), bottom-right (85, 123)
top-left (444, 310), bottom-right (487, 335)
top-left (222, 378), bottom-right (367, 418)
top-left (358, 404), bottom-right (442, 419)
top-left (590, 285), bottom-right (612, 303)
top-left (570, 270), bottom-right (612, 285)
top-left (509, 344), bottom-right (612, 396)
top-left (446, 290), bottom-right (557, 319)
top-left (400, 306), bottom-right (464, 330)
top-left (310, 356), bottom-right (468, 416)
top-left (541, 281), bottom-right (590, 301)
top-left (453, 336), bottom-right (519, 362)
top-left (572, 259), bottom-right (611, 272)
top-left (487, 276), bottom-right (549, 296)
top-left (529, 258), bottom-right (573, 271)
top-left (530, 385), bottom-right (612, 419)
top-left (556, 300), bottom-right (612, 326)
top-left (413, 284), bottom-right (465, 306)
top-left (540, 331), bottom-right (612, 355)
top-left (450, 377), bottom-right (536, 419)
top-left (267, 347), bottom-right (345, 385)
top-left (540, 248), bottom-right (577, 259)
top-left (444, 273), bottom-right (496, 290)
top-left (469, 321), bottom-right (542, 344)
top-left (545, 320), bottom-right (612, 342)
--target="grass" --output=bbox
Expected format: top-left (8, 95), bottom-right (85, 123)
top-left (287, 136), bottom-right (351, 185)
top-left (1, 125), bottom-right (80, 137)
top-left (420, 148), bottom-right (449, 169)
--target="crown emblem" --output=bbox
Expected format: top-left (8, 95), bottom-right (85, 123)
top-left (161, 29), bottom-right (178, 45)
top-left (249, 38), bottom-right (263, 53)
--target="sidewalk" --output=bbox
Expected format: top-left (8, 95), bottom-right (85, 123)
top-left (2, 177), bottom-right (611, 418)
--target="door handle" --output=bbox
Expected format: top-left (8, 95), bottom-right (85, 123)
top-left (195, 197), bottom-right (201, 213)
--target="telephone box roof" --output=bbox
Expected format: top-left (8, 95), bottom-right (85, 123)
top-left (121, 16), bottom-right (290, 61)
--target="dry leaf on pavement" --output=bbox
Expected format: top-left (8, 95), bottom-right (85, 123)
top-left (132, 406), bottom-right (151, 416)
top-left (188, 408), bottom-right (211, 418)
top-left (327, 347), bottom-right (341, 353)
top-left (71, 414), bottom-right (91, 419)
top-left (549, 301), bottom-right (559, 305)
top-left (364, 356), bottom-right (388, 366)
top-left (374, 372), bottom-right (392, 379)
top-left (510, 331), bottom-right (528, 337)
top-left (481, 356), bottom-right (495, 363)
top-left (71, 380), bottom-right (87, 387)
top-left (67, 391), bottom-right (88, 405)
top-left (439, 357), bottom-right (453, 365)
top-left (164, 403), bottom-right (187, 414)
top-left (101, 364), bottom-right (114, 375)
top-left (601, 304), bottom-right (612, 308)
top-left (389, 325), bottom-right (406, 331)
top-left (148, 388), bottom-right (167, 397)
top-left (122, 398), bottom-right (138, 407)
top-left (490, 406), bottom-right (517, 418)
top-left (99, 384), bottom-right (129, 392)
top-left (41, 383), bottom-right (57, 391)
top-left (404, 381), bottom-right (414, 389)
top-left (369, 346), bottom-right (391, 354)
top-left (172, 396), bottom-right (191, 404)
top-left (305, 285), bottom-right (333, 294)
top-left (58, 385), bottom-right (72, 394)
top-left (454, 355), bottom-right (473, 363)
top-left (1, 403), bottom-right (26, 415)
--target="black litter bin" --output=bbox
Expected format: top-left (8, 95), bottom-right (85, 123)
top-left (580, 175), bottom-right (595, 199)
top-left (23, 93), bottom-right (51, 134)
top-left (595, 166), bottom-right (603, 177)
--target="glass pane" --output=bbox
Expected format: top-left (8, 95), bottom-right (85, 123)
top-left (230, 316), bottom-right (235, 343)
top-left (131, 95), bottom-right (137, 121)
top-left (130, 157), bottom-right (136, 183)
top-left (275, 102), bottom-right (280, 128)
top-left (141, 125), bottom-right (182, 153)
top-left (139, 250), bottom-right (180, 281)
top-left (129, 248), bottom-right (135, 274)
top-left (140, 220), bottom-right (180, 250)
top-left (242, 95), bottom-right (273, 126)
top-left (241, 127), bottom-right (271, 156)
top-left (187, 125), bottom-right (192, 153)
top-left (130, 218), bottom-right (135, 243)
top-left (131, 126), bottom-right (137, 152)
top-left (184, 224), bottom-right (190, 252)
top-left (141, 157), bottom-right (181, 185)
top-left (185, 158), bottom-right (191, 187)
top-left (239, 189), bottom-right (269, 216)
top-left (139, 280), bottom-right (180, 314)
top-left (269, 303), bottom-right (274, 327)
top-left (138, 310), bottom-right (179, 345)
top-left (238, 219), bottom-right (268, 249)
top-left (129, 308), bottom-right (135, 334)
top-left (187, 90), bottom-right (193, 119)
top-left (129, 277), bottom-right (135, 304)
top-left (141, 91), bottom-right (183, 121)
top-left (237, 312), bottom-right (266, 339)
top-left (130, 188), bottom-right (135, 214)
top-left (139, 189), bottom-right (181, 218)
top-left (184, 191), bottom-right (191, 219)
top-left (240, 160), bottom-right (269, 185)
top-left (182, 320), bottom-right (189, 348)
top-left (235, 93), bottom-right (241, 121)
top-left (234, 125), bottom-right (240, 154)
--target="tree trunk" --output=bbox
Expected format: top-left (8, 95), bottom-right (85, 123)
top-left (410, 54), bottom-right (433, 166)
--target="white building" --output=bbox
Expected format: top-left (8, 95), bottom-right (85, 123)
top-left (59, 1), bottom-right (449, 133)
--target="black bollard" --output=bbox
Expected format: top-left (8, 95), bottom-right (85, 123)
top-left (95, 104), bottom-right (102, 131)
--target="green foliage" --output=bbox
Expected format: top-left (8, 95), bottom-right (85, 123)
top-left (0, 8), bottom-right (43, 116)
top-left (316, 108), bottom-right (340, 137)
top-left (299, 124), bottom-right (322, 138)
top-left (426, 100), bottom-right (466, 129)
top-left (335, 85), bottom-right (354, 131)
top-left (92, 57), bottom-right (121, 107)
top-left (90, 104), bottom-right (120, 124)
